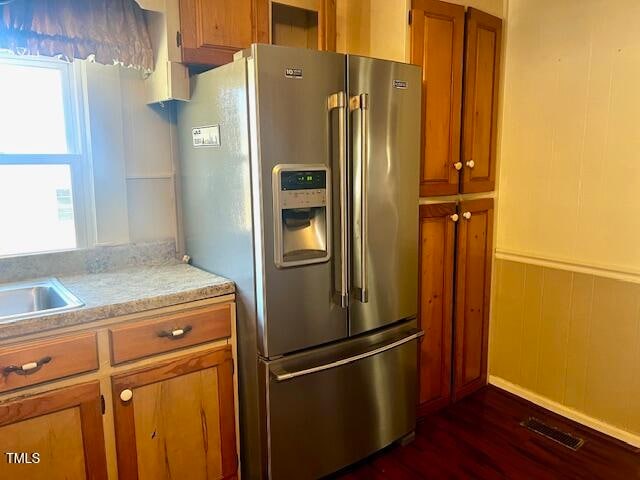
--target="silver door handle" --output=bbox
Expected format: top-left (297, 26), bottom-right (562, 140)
top-left (271, 329), bottom-right (423, 382)
top-left (328, 91), bottom-right (348, 308)
top-left (351, 93), bottom-right (369, 303)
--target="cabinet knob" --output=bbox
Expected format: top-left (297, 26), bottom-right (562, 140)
top-left (120, 389), bottom-right (133, 402)
top-left (462, 211), bottom-right (472, 220)
top-left (466, 160), bottom-right (475, 169)
top-left (450, 214), bottom-right (459, 222)
top-left (453, 162), bottom-right (463, 171)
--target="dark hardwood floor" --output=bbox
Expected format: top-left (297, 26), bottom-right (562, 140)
top-left (334, 386), bottom-right (640, 479)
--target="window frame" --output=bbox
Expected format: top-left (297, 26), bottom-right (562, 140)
top-left (0, 54), bottom-right (94, 256)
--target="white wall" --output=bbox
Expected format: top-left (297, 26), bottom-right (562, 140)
top-left (84, 62), bottom-right (179, 247)
top-left (337, 0), bottom-right (411, 62)
top-left (497, 0), bottom-right (640, 275)
top-left (490, 0), bottom-right (640, 446)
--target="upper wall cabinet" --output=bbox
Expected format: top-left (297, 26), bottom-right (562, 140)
top-left (410, 0), bottom-right (502, 196)
top-left (271, 0), bottom-right (336, 51)
top-left (411, 0), bottom-right (464, 196)
top-left (461, 8), bottom-right (502, 193)
top-left (179, 0), bottom-right (269, 65)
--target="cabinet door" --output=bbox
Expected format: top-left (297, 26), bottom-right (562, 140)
top-left (418, 203), bottom-right (456, 416)
top-left (112, 348), bottom-right (237, 480)
top-left (410, 0), bottom-right (464, 197)
top-left (460, 8), bottom-right (502, 193)
top-left (180, 0), bottom-right (269, 66)
top-left (453, 199), bottom-right (493, 400)
top-left (0, 382), bottom-right (108, 480)
top-left (319, 0), bottom-right (337, 51)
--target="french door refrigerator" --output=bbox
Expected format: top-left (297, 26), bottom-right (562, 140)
top-left (178, 44), bottom-right (422, 480)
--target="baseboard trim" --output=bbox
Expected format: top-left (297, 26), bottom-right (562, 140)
top-left (489, 375), bottom-right (640, 448)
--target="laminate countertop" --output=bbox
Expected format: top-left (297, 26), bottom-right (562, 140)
top-left (0, 263), bottom-right (235, 341)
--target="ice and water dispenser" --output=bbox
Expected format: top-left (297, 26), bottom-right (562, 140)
top-left (272, 164), bottom-right (331, 268)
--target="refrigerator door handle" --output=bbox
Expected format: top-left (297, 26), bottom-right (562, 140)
top-left (328, 91), bottom-right (348, 308)
top-left (351, 93), bottom-right (370, 303)
top-left (271, 329), bottom-right (423, 381)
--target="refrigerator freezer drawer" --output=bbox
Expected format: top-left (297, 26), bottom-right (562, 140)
top-left (261, 324), bottom-right (421, 479)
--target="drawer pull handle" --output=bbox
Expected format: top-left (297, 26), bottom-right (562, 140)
top-left (4, 356), bottom-right (52, 376)
top-left (158, 325), bottom-right (193, 339)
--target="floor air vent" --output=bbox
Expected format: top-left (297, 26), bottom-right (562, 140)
top-left (521, 417), bottom-right (585, 451)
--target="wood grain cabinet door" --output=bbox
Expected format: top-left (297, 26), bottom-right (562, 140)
top-left (418, 203), bottom-right (457, 416)
top-left (0, 382), bottom-right (108, 480)
top-left (319, 0), bottom-right (337, 51)
top-left (180, 0), bottom-right (269, 66)
top-left (460, 8), bottom-right (502, 193)
top-left (453, 198), bottom-right (494, 400)
top-left (410, 0), bottom-right (465, 197)
top-left (112, 347), bottom-right (237, 480)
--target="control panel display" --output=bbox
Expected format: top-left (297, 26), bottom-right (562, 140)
top-left (281, 171), bottom-right (327, 191)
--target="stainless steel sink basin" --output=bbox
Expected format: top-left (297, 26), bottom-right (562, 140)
top-left (0, 278), bottom-right (84, 323)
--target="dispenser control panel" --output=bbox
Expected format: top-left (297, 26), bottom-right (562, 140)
top-left (281, 170), bottom-right (326, 189)
top-left (280, 171), bottom-right (326, 208)
top-left (272, 164), bottom-right (331, 268)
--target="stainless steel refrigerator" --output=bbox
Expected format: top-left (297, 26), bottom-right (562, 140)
top-left (178, 44), bottom-right (422, 479)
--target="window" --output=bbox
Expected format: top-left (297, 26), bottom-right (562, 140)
top-left (0, 55), bottom-right (88, 257)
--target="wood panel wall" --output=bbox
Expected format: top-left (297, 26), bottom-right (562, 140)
top-left (490, 259), bottom-right (640, 439)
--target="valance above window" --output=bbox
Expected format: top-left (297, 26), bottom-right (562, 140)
top-left (0, 0), bottom-right (153, 71)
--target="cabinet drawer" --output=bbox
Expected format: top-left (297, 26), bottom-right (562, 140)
top-left (0, 332), bottom-right (99, 394)
top-left (109, 304), bottom-right (232, 364)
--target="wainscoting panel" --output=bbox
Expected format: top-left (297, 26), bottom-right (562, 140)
top-left (490, 258), bottom-right (640, 439)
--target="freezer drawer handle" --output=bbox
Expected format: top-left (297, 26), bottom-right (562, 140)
top-left (271, 330), bottom-right (424, 382)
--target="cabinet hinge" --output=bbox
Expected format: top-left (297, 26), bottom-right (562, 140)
top-left (408, 10), bottom-right (412, 25)
top-left (100, 395), bottom-right (106, 415)
top-left (176, 31), bottom-right (182, 48)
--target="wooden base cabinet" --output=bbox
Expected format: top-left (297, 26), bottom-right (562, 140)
top-left (418, 203), bottom-right (457, 416)
top-left (0, 300), bottom-right (237, 480)
top-left (112, 347), bottom-right (237, 480)
top-left (0, 382), bottom-right (108, 480)
top-left (410, 0), bottom-right (502, 196)
top-left (418, 199), bottom-right (494, 415)
top-left (453, 199), bottom-right (494, 400)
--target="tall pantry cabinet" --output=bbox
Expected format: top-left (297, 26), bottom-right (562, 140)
top-left (411, 0), bottom-right (502, 197)
top-left (411, 0), bottom-right (502, 415)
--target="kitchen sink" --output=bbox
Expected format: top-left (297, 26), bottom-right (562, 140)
top-left (0, 278), bottom-right (84, 323)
